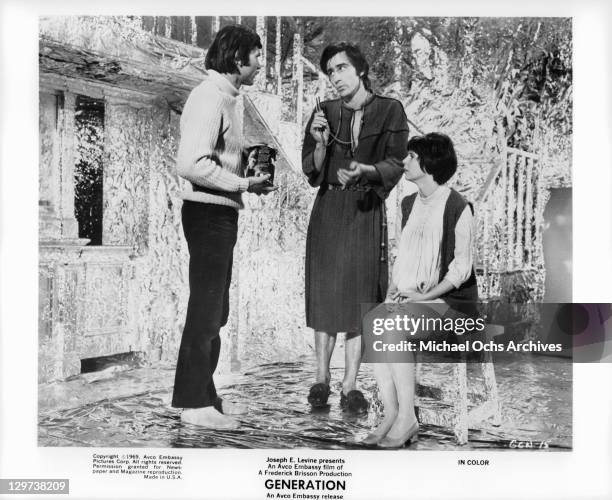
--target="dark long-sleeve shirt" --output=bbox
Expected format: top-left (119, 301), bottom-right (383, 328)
top-left (302, 95), bottom-right (409, 199)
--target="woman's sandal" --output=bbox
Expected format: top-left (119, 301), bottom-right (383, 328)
top-left (378, 422), bottom-right (419, 448)
top-left (361, 432), bottom-right (386, 446)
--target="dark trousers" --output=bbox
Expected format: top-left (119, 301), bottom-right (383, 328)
top-left (172, 201), bottom-right (238, 408)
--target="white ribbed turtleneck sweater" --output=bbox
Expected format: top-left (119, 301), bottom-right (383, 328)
top-left (176, 69), bottom-right (249, 210)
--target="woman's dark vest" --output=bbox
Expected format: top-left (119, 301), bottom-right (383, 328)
top-left (400, 188), bottom-right (479, 308)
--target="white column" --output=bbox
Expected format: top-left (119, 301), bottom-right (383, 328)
top-left (275, 17), bottom-right (282, 96)
top-left (460, 18), bottom-right (477, 89)
top-left (525, 158), bottom-right (534, 266)
top-left (533, 163), bottom-right (544, 272)
top-left (506, 153), bottom-right (517, 270)
top-left (392, 17), bottom-right (403, 84)
top-left (500, 146), bottom-right (509, 270)
top-left (292, 23), bottom-right (303, 127)
top-left (58, 92), bottom-right (80, 239)
top-left (39, 90), bottom-right (62, 240)
top-left (516, 154), bottom-right (526, 268)
top-left (255, 16), bottom-right (267, 91)
top-left (190, 16), bottom-right (197, 46)
top-left (482, 201), bottom-right (490, 295)
top-left (164, 16), bottom-right (172, 39)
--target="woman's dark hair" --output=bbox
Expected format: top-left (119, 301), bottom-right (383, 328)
top-left (407, 133), bottom-right (458, 185)
top-left (320, 42), bottom-right (371, 91)
top-left (205, 25), bottom-right (262, 75)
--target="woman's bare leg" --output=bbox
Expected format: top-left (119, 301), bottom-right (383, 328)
top-left (385, 355), bottom-right (418, 439)
top-left (363, 363), bottom-right (398, 441)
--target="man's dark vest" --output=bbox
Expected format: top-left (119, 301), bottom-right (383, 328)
top-left (400, 188), bottom-right (478, 306)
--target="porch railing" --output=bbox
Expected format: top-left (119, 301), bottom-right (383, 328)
top-left (475, 146), bottom-right (544, 299)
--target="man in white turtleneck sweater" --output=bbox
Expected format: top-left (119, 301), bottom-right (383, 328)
top-left (172, 25), bottom-right (274, 429)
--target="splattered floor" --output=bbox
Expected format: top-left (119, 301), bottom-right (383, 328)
top-left (38, 353), bottom-right (571, 450)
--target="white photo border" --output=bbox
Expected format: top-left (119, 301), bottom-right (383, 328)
top-left (1, 0), bottom-right (611, 499)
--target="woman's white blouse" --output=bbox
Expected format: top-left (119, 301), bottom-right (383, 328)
top-left (392, 185), bottom-right (474, 295)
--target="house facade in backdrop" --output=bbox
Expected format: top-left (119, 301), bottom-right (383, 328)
top-left (38, 16), bottom-right (572, 383)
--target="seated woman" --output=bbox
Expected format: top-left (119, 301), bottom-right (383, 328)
top-left (364, 132), bottom-right (478, 448)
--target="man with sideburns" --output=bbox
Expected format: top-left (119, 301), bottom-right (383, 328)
top-left (172, 25), bottom-right (275, 429)
top-left (302, 43), bottom-right (409, 412)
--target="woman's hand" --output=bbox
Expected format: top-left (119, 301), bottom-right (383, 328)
top-left (309, 111), bottom-right (330, 146)
top-left (385, 290), bottom-right (401, 302)
top-left (397, 291), bottom-right (428, 302)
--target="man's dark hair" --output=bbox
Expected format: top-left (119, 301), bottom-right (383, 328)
top-left (205, 25), bottom-right (262, 75)
top-left (320, 42), bottom-right (371, 91)
top-left (407, 133), bottom-right (458, 185)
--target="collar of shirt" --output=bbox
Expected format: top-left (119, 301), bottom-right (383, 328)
top-left (341, 91), bottom-right (374, 111)
top-left (418, 184), bottom-right (450, 205)
top-left (206, 69), bottom-right (240, 98)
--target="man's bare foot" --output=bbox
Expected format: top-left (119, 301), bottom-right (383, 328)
top-left (181, 406), bottom-right (240, 429)
top-left (216, 398), bottom-right (248, 416)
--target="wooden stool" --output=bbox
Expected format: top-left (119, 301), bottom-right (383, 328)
top-left (415, 347), bottom-right (501, 445)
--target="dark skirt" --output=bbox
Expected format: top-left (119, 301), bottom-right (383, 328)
top-left (305, 187), bottom-right (387, 333)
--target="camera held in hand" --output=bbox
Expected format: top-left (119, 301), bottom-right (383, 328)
top-left (246, 144), bottom-right (277, 186)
